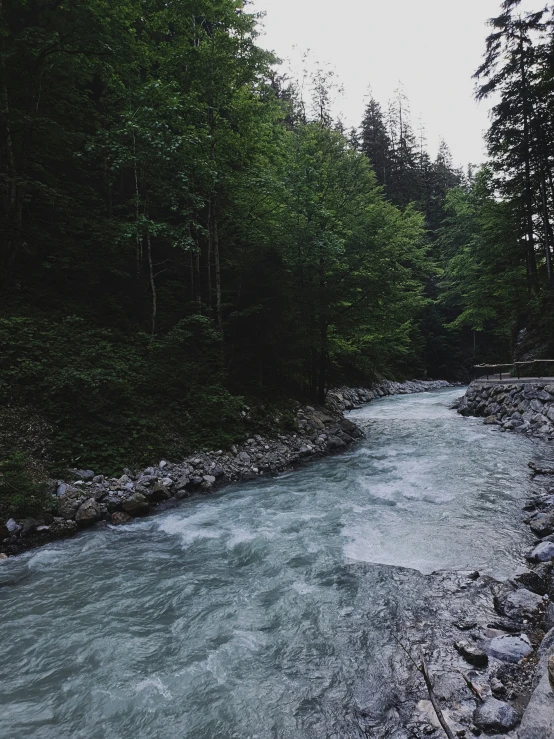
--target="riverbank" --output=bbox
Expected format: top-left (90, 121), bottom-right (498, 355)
top-left (403, 388), bottom-right (554, 739)
top-left (458, 379), bottom-right (554, 440)
top-left (0, 380), bottom-right (451, 559)
top-left (404, 463), bottom-right (554, 738)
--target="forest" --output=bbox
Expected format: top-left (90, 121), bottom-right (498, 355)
top-left (1, 0), bottom-right (554, 478)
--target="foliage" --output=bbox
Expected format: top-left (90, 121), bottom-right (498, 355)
top-left (0, 453), bottom-right (56, 520)
top-left (0, 0), bottom-right (489, 484)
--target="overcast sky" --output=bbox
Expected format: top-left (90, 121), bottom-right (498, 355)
top-left (250, 0), bottom-right (540, 168)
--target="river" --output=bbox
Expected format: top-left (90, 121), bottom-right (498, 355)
top-left (0, 388), bottom-right (548, 738)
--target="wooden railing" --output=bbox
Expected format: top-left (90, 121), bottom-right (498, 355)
top-left (474, 359), bottom-right (554, 381)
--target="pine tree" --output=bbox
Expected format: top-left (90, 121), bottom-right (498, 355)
top-left (360, 97), bottom-right (390, 187)
top-left (474, 1), bottom-right (549, 290)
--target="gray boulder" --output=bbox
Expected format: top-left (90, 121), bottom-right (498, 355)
top-left (121, 493), bottom-right (149, 516)
top-left (501, 588), bottom-right (544, 620)
top-left (513, 568), bottom-right (549, 596)
top-left (56, 482), bottom-right (68, 497)
top-left (473, 698), bottom-right (519, 733)
top-left (5, 518), bottom-right (21, 534)
top-left (530, 512), bottom-right (554, 537)
top-left (455, 641), bottom-right (489, 667)
top-left (21, 518), bottom-right (38, 536)
top-left (75, 499), bottom-right (101, 526)
top-left (487, 634), bottom-right (533, 663)
top-left (57, 493), bottom-right (83, 520)
top-left (518, 628), bottom-right (554, 739)
top-left (174, 474), bottom-right (190, 491)
top-left (149, 482), bottom-right (171, 502)
top-left (528, 541), bottom-right (554, 562)
top-left (327, 435), bottom-right (346, 450)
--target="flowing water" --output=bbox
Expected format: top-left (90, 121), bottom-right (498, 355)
top-left (0, 388), bottom-right (549, 738)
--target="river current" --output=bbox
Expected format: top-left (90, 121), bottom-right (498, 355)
top-left (0, 388), bottom-right (549, 738)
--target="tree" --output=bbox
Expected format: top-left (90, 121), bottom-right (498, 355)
top-left (277, 123), bottom-right (426, 401)
top-left (360, 96), bottom-right (390, 188)
top-left (474, 1), bottom-right (549, 291)
top-left (439, 168), bottom-right (527, 353)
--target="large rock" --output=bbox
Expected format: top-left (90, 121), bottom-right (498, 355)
top-left (5, 518), bottom-right (21, 534)
top-left (513, 568), bottom-right (550, 596)
top-left (56, 482), bottom-right (68, 497)
top-left (474, 698), bottom-right (519, 733)
top-left (518, 628), bottom-right (554, 739)
top-left (340, 418), bottom-right (361, 437)
top-left (501, 588), bottom-right (544, 620)
top-left (74, 498), bottom-right (101, 526)
top-left (149, 482), bottom-right (171, 502)
top-left (455, 641), bottom-right (489, 667)
top-left (57, 488), bottom-right (85, 520)
top-left (528, 542), bottom-right (554, 562)
top-left (121, 493), bottom-right (149, 516)
top-left (70, 469), bottom-right (95, 482)
top-left (530, 512), bottom-right (554, 537)
top-left (21, 518), bottom-right (38, 536)
top-left (103, 492), bottom-right (124, 512)
top-left (174, 474), bottom-right (190, 491)
top-left (487, 634), bottom-right (533, 663)
top-left (327, 435), bottom-right (346, 450)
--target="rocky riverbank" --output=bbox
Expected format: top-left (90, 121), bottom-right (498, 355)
top-left (458, 380), bottom-right (554, 440)
top-left (402, 440), bottom-right (554, 737)
top-left (328, 379), bottom-right (452, 412)
top-left (0, 379), bottom-right (450, 559)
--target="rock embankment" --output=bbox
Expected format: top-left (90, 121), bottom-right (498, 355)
top-left (458, 380), bottom-right (554, 439)
top-left (1, 379), bottom-right (449, 557)
top-left (328, 379), bottom-right (451, 412)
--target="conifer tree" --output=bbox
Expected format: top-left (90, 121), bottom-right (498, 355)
top-left (360, 97), bottom-right (390, 187)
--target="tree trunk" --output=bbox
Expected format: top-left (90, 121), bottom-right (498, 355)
top-left (519, 34), bottom-right (538, 291)
top-left (538, 166), bottom-right (552, 283)
top-left (146, 232), bottom-right (157, 337)
top-left (213, 207), bottom-right (223, 335)
top-left (207, 201), bottom-right (213, 310)
top-left (195, 249), bottom-right (202, 310)
top-left (132, 130), bottom-right (142, 280)
top-left (0, 73), bottom-right (21, 286)
top-left (318, 321), bottom-right (328, 405)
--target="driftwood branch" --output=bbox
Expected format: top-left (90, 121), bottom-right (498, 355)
top-left (458, 670), bottom-right (485, 703)
top-left (390, 633), bottom-right (455, 739)
top-left (419, 655), bottom-right (456, 739)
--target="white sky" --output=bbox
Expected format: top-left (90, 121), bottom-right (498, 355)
top-left (250, 0), bottom-right (541, 168)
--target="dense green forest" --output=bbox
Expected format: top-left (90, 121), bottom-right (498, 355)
top-left (1, 0), bottom-right (553, 476)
